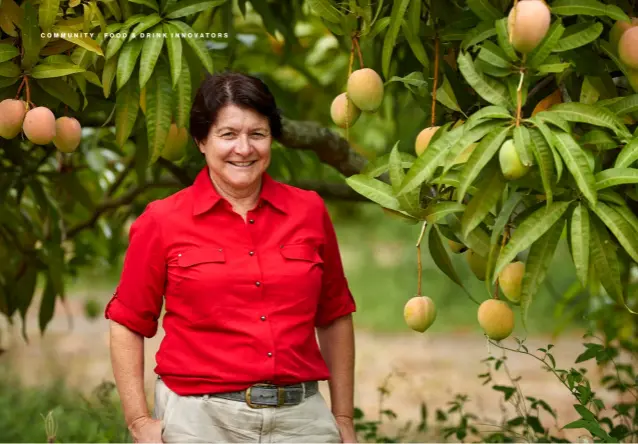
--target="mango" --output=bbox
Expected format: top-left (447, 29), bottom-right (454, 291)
top-left (22, 106), bottom-right (56, 145)
top-left (499, 139), bottom-right (530, 180)
top-left (0, 99), bottom-right (27, 139)
top-left (403, 295), bottom-right (437, 333)
top-left (466, 249), bottom-right (488, 281)
top-left (478, 299), bottom-right (514, 341)
top-left (161, 123), bottom-right (189, 161)
top-left (619, 27), bottom-right (638, 70)
top-left (415, 126), bottom-right (440, 156)
top-left (610, 18), bottom-right (638, 50)
top-left (498, 261), bottom-right (525, 304)
top-left (346, 68), bottom-right (384, 112)
top-left (507, 0), bottom-right (551, 54)
top-left (53, 116), bottom-right (82, 153)
top-left (330, 93), bottom-right (360, 128)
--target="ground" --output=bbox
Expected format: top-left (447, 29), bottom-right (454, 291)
top-left (0, 294), bottom-right (622, 443)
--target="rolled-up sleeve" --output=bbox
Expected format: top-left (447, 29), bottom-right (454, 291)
top-left (315, 198), bottom-right (357, 327)
top-left (104, 202), bottom-right (166, 338)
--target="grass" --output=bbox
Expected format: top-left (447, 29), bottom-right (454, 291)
top-left (64, 201), bottom-right (586, 336)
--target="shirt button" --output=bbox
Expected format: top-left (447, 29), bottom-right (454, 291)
top-left (255, 281), bottom-right (261, 287)
top-left (249, 219), bottom-right (255, 224)
top-left (267, 352), bottom-right (272, 357)
top-left (249, 251), bottom-right (255, 256)
top-left (260, 315), bottom-right (266, 321)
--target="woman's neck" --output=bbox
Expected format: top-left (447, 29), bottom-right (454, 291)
top-left (209, 171), bottom-right (262, 218)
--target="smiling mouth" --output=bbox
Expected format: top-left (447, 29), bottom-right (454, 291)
top-left (228, 161), bottom-right (257, 167)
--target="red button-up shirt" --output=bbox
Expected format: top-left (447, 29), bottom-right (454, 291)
top-left (104, 167), bottom-right (356, 396)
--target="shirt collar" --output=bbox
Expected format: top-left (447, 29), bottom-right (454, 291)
top-left (192, 167), bottom-right (288, 216)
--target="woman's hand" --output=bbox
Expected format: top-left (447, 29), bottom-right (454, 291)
top-left (335, 415), bottom-right (357, 443)
top-left (129, 416), bottom-right (163, 443)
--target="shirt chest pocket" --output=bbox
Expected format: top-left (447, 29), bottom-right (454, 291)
top-left (170, 247), bottom-right (227, 294)
top-left (276, 243), bottom-right (324, 289)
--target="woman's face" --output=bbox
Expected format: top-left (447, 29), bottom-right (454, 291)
top-left (198, 104), bottom-right (272, 193)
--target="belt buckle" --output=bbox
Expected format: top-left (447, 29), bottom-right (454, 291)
top-left (245, 384), bottom-right (286, 408)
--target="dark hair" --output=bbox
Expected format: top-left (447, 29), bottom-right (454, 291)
top-left (189, 71), bottom-right (283, 145)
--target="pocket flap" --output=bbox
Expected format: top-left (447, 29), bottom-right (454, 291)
top-left (177, 248), bottom-right (226, 267)
top-left (280, 244), bottom-right (323, 263)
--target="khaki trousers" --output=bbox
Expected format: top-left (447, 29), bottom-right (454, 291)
top-left (153, 378), bottom-right (343, 443)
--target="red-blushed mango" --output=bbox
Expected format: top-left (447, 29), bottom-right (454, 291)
top-left (498, 261), bottom-right (525, 304)
top-left (330, 93), bottom-right (360, 128)
top-left (53, 116), bottom-right (82, 153)
top-left (346, 68), bottom-right (384, 112)
top-left (619, 27), bottom-right (638, 70)
top-left (448, 239), bottom-right (466, 253)
top-left (507, 0), bottom-right (551, 54)
top-left (0, 99), bottom-right (27, 139)
top-left (415, 126), bottom-right (440, 156)
top-left (161, 123), bottom-right (189, 161)
top-left (403, 295), bottom-right (437, 333)
top-left (22, 106), bottom-right (56, 145)
top-left (610, 17), bottom-right (638, 50)
top-left (466, 249), bottom-right (488, 281)
top-left (499, 139), bottom-right (530, 180)
top-left (477, 299), bottom-right (514, 341)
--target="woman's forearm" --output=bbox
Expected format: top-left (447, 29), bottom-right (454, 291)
top-left (317, 314), bottom-right (355, 418)
top-left (109, 321), bottom-right (150, 428)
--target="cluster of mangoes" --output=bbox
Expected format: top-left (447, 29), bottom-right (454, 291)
top-left (0, 99), bottom-right (82, 153)
top-left (330, 68), bottom-right (385, 128)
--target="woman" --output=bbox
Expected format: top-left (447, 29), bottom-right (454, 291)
top-left (105, 71), bottom-right (357, 443)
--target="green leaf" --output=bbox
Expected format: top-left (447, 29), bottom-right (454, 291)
top-left (436, 76), bottom-right (461, 112)
top-left (493, 201), bottom-right (572, 280)
top-left (362, 151), bottom-right (416, 177)
top-left (35, 78), bottom-right (80, 111)
top-left (444, 121), bottom-right (505, 170)
top-left (550, 0), bottom-right (630, 21)
top-left (0, 44), bottom-right (19, 64)
top-left (495, 18), bottom-right (518, 62)
top-left (129, 0), bottom-right (159, 11)
top-left (570, 203), bottom-right (590, 288)
top-left (448, 214), bottom-right (491, 258)
top-left (612, 203), bottom-right (638, 237)
top-left (513, 125), bottom-right (533, 167)
top-left (424, 201), bottom-right (466, 224)
top-left (466, 0), bottom-right (502, 21)
top-left (465, 105), bottom-right (513, 129)
top-left (478, 41), bottom-right (513, 70)
top-left (80, 70), bottom-right (102, 87)
top-left (165, 0), bottom-right (226, 18)
top-left (547, 102), bottom-right (630, 139)
top-left (461, 162), bottom-right (506, 239)
top-left (398, 125), bottom-right (466, 195)
top-left (458, 125), bottom-right (511, 202)
top-left (589, 201), bottom-right (638, 263)
top-left (346, 174), bottom-right (402, 211)
top-left (553, 21), bottom-right (603, 52)
top-left (14, 262), bottom-right (38, 341)
top-left (168, 20), bottom-right (213, 73)
top-left (307, 0), bottom-right (343, 23)
top-left (39, 0), bottom-right (61, 31)
top-left (38, 273), bottom-right (57, 334)
top-left (529, 128), bottom-right (555, 206)
top-left (580, 129), bottom-right (617, 149)
top-left (580, 76), bottom-right (600, 105)
top-left (401, 20), bottom-right (429, 70)
top-left (606, 94), bottom-right (638, 116)
top-left (20, 0), bottom-right (41, 70)
top-left (595, 168), bottom-right (638, 190)
top-left (389, 142), bottom-right (422, 217)
top-left (116, 38), bottom-right (144, 90)
top-left (146, 58), bottom-right (173, 164)
top-left (115, 78), bottom-right (140, 147)
top-left (173, 56), bottom-right (191, 129)
top-left (163, 22), bottom-right (182, 88)
top-left (520, 215), bottom-right (565, 330)
top-left (614, 138), bottom-right (638, 168)
top-left (102, 55), bottom-right (117, 98)
top-left (528, 116), bottom-right (564, 182)
top-left (131, 13), bottom-right (163, 35)
top-left (461, 21), bottom-right (498, 51)
top-left (54, 26), bottom-right (104, 56)
top-left (536, 62), bottom-right (572, 74)
top-left (551, 131), bottom-right (598, 206)
top-left (589, 216), bottom-right (626, 309)
top-left (534, 110), bottom-right (571, 133)
top-left (457, 51), bottom-right (510, 107)
top-left (527, 20), bottom-right (566, 68)
top-left (381, 0), bottom-right (410, 79)
top-left (30, 63), bottom-right (86, 78)
top-left (139, 26), bottom-right (164, 88)
top-left (429, 226), bottom-right (466, 293)
top-left (491, 191), bottom-right (523, 245)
